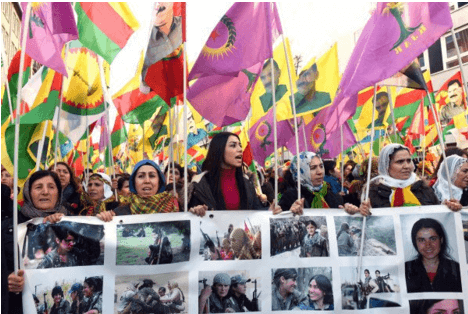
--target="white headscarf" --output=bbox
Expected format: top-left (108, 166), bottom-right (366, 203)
top-left (85, 173), bottom-right (113, 200)
top-left (290, 151), bottom-right (323, 192)
top-left (433, 155), bottom-right (467, 202)
top-left (372, 144), bottom-right (416, 188)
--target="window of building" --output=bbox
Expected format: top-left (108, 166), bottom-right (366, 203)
top-left (443, 27), bottom-right (468, 69)
top-left (449, 2), bottom-right (468, 10)
top-left (3, 2), bottom-right (10, 23)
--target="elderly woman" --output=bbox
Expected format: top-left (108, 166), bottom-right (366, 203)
top-left (49, 162), bottom-right (83, 215)
top-left (433, 155), bottom-right (468, 211)
top-left (368, 144), bottom-right (439, 208)
top-left (188, 132), bottom-right (278, 216)
top-left (80, 173), bottom-right (116, 216)
top-left (98, 160), bottom-right (178, 221)
top-left (279, 152), bottom-right (369, 215)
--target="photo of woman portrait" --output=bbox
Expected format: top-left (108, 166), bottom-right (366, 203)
top-left (294, 274), bottom-right (334, 310)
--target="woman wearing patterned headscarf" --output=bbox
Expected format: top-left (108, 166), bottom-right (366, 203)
top-left (369, 144), bottom-right (439, 208)
top-left (433, 155), bottom-right (468, 211)
top-left (278, 152), bottom-right (368, 214)
top-left (79, 173), bottom-right (116, 216)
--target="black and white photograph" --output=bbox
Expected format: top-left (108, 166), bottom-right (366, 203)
top-left (115, 272), bottom-right (188, 314)
top-left (271, 267), bottom-right (333, 311)
top-left (23, 221), bottom-right (104, 269)
top-left (334, 215), bottom-right (396, 256)
top-left (401, 213), bottom-right (462, 293)
top-left (116, 220), bottom-right (191, 265)
top-left (31, 276), bottom-right (103, 314)
top-left (462, 212), bottom-right (468, 263)
top-left (199, 218), bottom-right (261, 261)
top-left (198, 270), bottom-right (261, 313)
top-left (409, 299), bottom-right (464, 314)
top-left (270, 216), bottom-right (329, 258)
top-left (340, 266), bottom-right (401, 310)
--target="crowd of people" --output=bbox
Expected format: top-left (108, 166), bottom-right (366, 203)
top-left (2, 131), bottom-right (468, 313)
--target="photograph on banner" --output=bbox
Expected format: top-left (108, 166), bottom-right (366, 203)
top-left (333, 215), bottom-right (396, 256)
top-left (199, 270), bottom-right (261, 313)
top-left (461, 212), bottom-right (468, 263)
top-left (270, 267), bottom-right (333, 311)
top-left (23, 221), bottom-right (104, 269)
top-left (199, 217), bottom-right (261, 261)
top-left (32, 275), bottom-right (103, 314)
top-left (269, 216), bottom-right (328, 258)
top-left (341, 266), bottom-right (401, 310)
top-left (115, 272), bottom-right (188, 314)
top-left (409, 299), bottom-right (464, 314)
top-left (400, 212), bottom-right (462, 293)
top-left (116, 220), bottom-right (191, 265)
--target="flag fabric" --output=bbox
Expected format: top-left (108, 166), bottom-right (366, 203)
top-left (21, 2), bottom-right (78, 76)
top-left (189, 2), bottom-right (282, 80)
top-left (325, 2), bottom-right (453, 135)
top-left (354, 86), bottom-right (396, 133)
top-left (110, 112), bottom-right (128, 156)
top-left (75, 2), bottom-right (140, 64)
top-left (434, 71), bottom-right (467, 127)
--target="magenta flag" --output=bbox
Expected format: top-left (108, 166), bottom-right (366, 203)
top-left (188, 2), bottom-right (282, 81)
top-left (325, 2), bottom-right (452, 134)
top-left (249, 108), bottom-right (294, 166)
top-left (21, 2), bottom-right (78, 76)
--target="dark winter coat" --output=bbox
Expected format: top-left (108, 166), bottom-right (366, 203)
top-left (369, 180), bottom-right (439, 208)
top-left (279, 183), bottom-right (343, 211)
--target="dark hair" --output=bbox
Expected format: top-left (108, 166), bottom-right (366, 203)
top-left (337, 222), bottom-right (350, 239)
top-left (299, 63), bottom-right (318, 78)
top-left (410, 218), bottom-right (450, 260)
top-left (159, 287), bottom-right (166, 293)
top-left (49, 162), bottom-right (80, 192)
top-left (432, 147), bottom-right (468, 179)
top-left (51, 224), bottom-right (78, 242)
top-left (52, 286), bottom-right (64, 297)
top-left (202, 132), bottom-right (248, 209)
top-left (117, 174), bottom-right (130, 191)
top-left (306, 220), bottom-right (318, 228)
top-left (309, 275), bottom-right (333, 305)
top-left (139, 279), bottom-right (155, 290)
top-left (273, 268), bottom-right (297, 288)
top-left (447, 79), bottom-right (462, 89)
top-left (263, 58), bottom-right (280, 74)
top-left (388, 146), bottom-right (410, 163)
top-left (164, 163), bottom-right (184, 178)
top-left (84, 276), bottom-right (103, 293)
top-left (28, 170), bottom-right (62, 203)
top-left (323, 160), bottom-right (337, 176)
top-left (364, 269), bottom-right (370, 274)
top-left (375, 270), bottom-right (380, 274)
top-left (411, 299), bottom-right (464, 314)
top-left (373, 91), bottom-right (389, 103)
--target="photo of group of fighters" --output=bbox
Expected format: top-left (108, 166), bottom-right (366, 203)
top-left (198, 270), bottom-right (260, 313)
top-left (23, 221), bottom-right (104, 269)
top-left (199, 219), bottom-right (261, 260)
top-left (115, 272), bottom-right (188, 314)
top-left (34, 276), bottom-right (103, 314)
top-left (116, 220), bottom-right (191, 265)
top-left (269, 216), bottom-right (328, 258)
top-left (340, 266), bottom-right (401, 310)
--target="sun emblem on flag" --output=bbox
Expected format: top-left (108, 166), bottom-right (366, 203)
top-left (255, 120), bottom-right (272, 150)
top-left (202, 15), bottom-right (237, 59)
top-left (310, 123), bottom-right (326, 151)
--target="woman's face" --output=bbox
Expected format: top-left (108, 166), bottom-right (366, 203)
top-left (222, 136), bottom-right (243, 169)
top-left (427, 299), bottom-right (460, 314)
top-left (83, 283), bottom-right (94, 298)
top-left (30, 176), bottom-right (59, 211)
top-left (306, 224), bottom-right (316, 236)
top-left (415, 228), bottom-right (442, 261)
top-left (344, 165), bottom-right (353, 177)
top-left (135, 165), bottom-right (159, 197)
top-left (166, 167), bottom-right (181, 184)
top-left (53, 164), bottom-right (71, 189)
top-left (1, 169), bottom-right (13, 188)
top-left (87, 178), bottom-right (105, 201)
top-left (119, 180), bottom-right (131, 197)
top-left (309, 157), bottom-right (325, 187)
top-left (308, 279), bottom-right (325, 302)
top-left (214, 284), bottom-right (229, 298)
top-left (388, 149), bottom-right (413, 180)
top-left (453, 162), bottom-right (468, 189)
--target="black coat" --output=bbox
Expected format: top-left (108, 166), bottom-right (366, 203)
top-left (279, 183), bottom-right (343, 211)
top-left (405, 257), bottom-right (462, 293)
top-left (369, 180), bottom-right (439, 208)
top-left (460, 189), bottom-right (468, 206)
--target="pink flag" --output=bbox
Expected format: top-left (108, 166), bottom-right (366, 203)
top-left (325, 2), bottom-right (452, 134)
top-left (21, 2), bottom-right (78, 76)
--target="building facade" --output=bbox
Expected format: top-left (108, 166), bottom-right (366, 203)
top-left (1, 2), bottom-right (21, 68)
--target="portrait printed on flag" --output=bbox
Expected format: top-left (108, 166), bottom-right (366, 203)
top-left (258, 59), bottom-right (288, 113)
top-left (439, 78), bottom-right (467, 125)
top-left (23, 221), bottom-right (104, 269)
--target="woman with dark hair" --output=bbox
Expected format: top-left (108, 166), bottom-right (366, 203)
top-left (411, 299), bottom-right (464, 314)
top-left (82, 277), bottom-right (103, 314)
top-left (50, 162), bottom-right (83, 215)
top-left (80, 173), bottom-right (116, 216)
top-left (300, 220), bottom-right (328, 257)
top-left (405, 218), bottom-right (462, 293)
top-left (323, 159), bottom-right (344, 195)
top-left (188, 132), bottom-right (277, 216)
top-left (164, 162), bottom-right (185, 186)
top-left (337, 222), bottom-right (354, 256)
top-left (367, 144), bottom-right (439, 208)
top-left (98, 160), bottom-right (178, 221)
top-left (68, 283), bottom-right (84, 314)
top-left (294, 275), bottom-right (334, 310)
top-left (116, 174), bottom-right (131, 198)
top-left (433, 155), bottom-right (468, 211)
top-left (50, 285), bottom-right (70, 314)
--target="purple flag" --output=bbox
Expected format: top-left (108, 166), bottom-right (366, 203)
top-left (188, 2), bottom-right (282, 81)
top-left (96, 116), bottom-right (109, 154)
top-left (286, 109), bottom-right (356, 159)
top-left (249, 108), bottom-right (294, 166)
top-left (21, 2), bottom-right (78, 76)
top-left (325, 2), bottom-right (452, 134)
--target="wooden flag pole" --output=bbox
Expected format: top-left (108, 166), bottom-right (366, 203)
top-left (13, 1), bottom-right (32, 273)
top-left (183, 41), bottom-right (188, 212)
top-left (168, 106), bottom-right (176, 195)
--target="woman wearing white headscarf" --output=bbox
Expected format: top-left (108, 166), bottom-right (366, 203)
top-left (433, 155), bottom-right (468, 211)
top-left (80, 173), bottom-right (115, 216)
top-left (369, 144), bottom-right (439, 208)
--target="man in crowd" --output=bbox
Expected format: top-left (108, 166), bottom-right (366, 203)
top-left (272, 269), bottom-right (305, 311)
top-left (228, 275), bottom-right (258, 312)
top-left (199, 273), bottom-right (235, 313)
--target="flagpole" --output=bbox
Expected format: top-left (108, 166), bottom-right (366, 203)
top-left (450, 28), bottom-right (468, 109)
top-left (85, 114), bottom-right (90, 188)
top-left (183, 41), bottom-right (188, 212)
top-left (302, 117), bottom-right (308, 151)
top-left (340, 124), bottom-right (344, 193)
top-left (270, 56), bottom-right (279, 206)
top-left (54, 43), bottom-right (70, 165)
top-left (168, 106), bottom-right (176, 194)
top-left (386, 86), bottom-right (398, 140)
top-left (35, 121), bottom-right (49, 170)
top-left (13, 1), bottom-right (31, 274)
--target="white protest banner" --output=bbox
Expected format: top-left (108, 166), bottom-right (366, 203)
top-left (19, 206), bottom-right (467, 313)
